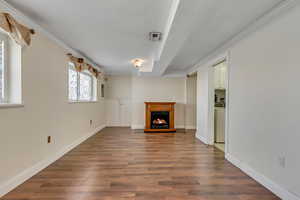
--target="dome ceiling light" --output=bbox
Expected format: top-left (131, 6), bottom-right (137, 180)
top-left (131, 58), bottom-right (145, 69)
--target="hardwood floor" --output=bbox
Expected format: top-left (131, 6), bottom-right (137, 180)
top-left (1, 128), bottom-right (279, 200)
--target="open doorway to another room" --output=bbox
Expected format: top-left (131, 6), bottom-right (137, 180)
top-left (213, 60), bottom-right (227, 152)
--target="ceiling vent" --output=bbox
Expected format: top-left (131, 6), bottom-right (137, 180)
top-left (149, 32), bottom-right (162, 41)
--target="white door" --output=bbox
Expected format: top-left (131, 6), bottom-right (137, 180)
top-left (120, 99), bottom-right (131, 127)
top-left (106, 99), bottom-right (131, 127)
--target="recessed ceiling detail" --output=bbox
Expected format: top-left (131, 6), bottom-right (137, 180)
top-left (4, 0), bottom-right (285, 76)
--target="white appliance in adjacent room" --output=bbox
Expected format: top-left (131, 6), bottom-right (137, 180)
top-left (214, 107), bottom-right (225, 143)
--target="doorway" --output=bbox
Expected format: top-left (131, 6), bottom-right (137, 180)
top-left (212, 60), bottom-right (227, 152)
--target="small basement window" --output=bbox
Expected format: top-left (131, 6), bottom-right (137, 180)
top-left (68, 63), bottom-right (97, 102)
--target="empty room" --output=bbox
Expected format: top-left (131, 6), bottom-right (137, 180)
top-left (0, 0), bottom-right (299, 200)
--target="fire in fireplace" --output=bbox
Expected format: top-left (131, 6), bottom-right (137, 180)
top-left (151, 111), bottom-right (170, 129)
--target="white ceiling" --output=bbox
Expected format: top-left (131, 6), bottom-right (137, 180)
top-left (168, 0), bottom-right (284, 71)
top-left (5, 0), bottom-right (284, 76)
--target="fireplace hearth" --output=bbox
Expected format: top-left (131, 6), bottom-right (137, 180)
top-left (144, 102), bottom-right (176, 133)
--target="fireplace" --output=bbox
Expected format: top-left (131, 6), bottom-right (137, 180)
top-left (151, 111), bottom-right (170, 129)
top-left (145, 102), bottom-right (176, 132)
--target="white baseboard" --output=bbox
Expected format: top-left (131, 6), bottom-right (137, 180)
top-left (185, 125), bottom-right (197, 130)
top-left (106, 125), bottom-right (130, 128)
top-left (175, 125), bottom-right (185, 129)
top-left (131, 125), bottom-right (144, 129)
top-left (0, 124), bottom-right (106, 198)
top-left (131, 125), bottom-right (195, 130)
top-left (226, 154), bottom-right (300, 200)
top-left (195, 132), bottom-right (209, 144)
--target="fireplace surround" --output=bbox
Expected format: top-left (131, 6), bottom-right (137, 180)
top-left (144, 102), bottom-right (176, 132)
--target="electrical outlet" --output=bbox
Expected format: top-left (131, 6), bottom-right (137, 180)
top-left (47, 136), bottom-right (51, 144)
top-left (90, 120), bottom-right (93, 126)
top-left (278, 156), bottom-right (286, 168)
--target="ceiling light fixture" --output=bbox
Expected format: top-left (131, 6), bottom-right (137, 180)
top-left (131, 58), bottom-right (145, 69)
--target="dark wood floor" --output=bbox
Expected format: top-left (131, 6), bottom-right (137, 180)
top-left (1, 128), bottom-right (279, 200)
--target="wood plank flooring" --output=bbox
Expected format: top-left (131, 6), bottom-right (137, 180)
top-left (1, 128), bottom-right (280, 200)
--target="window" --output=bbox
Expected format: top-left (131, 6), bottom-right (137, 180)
top-left (0, 31), bottom-right (22, 107)
top-left (68, 63), bottom-right (97, 102)
top-left (68, 66), bottom-right (78, 101)
top-left (79, 72), bottom-right (92, 101)
top-left (0, 33), bottom-right (7, 103)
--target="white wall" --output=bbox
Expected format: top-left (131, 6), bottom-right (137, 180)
top-left (106, 75), bottom-right (132, 100)
top-left (185, 75), bottom-right (197, 129)
top-left (0, 33), bottom-right (106, 195)
top-left (105, 76), bottom-right (186, 129)
top-left (228, 5), bottom-right (300, 198)
top-left (196, 67), bottom-right (213, 144)
top-left (131, 76), bottom-right (186, 129)
top-left (195, 5), bottom-right (300, 199)
top-left (105, 75), bottom-right (132, 127)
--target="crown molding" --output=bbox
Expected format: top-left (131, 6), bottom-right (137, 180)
top-left (187, 0), bottom-right (300, 74)
top-left (0, 0), bottom-right (103, 71)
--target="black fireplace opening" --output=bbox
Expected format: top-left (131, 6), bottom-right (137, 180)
top-left (151, 111), bottom-right (170, 129)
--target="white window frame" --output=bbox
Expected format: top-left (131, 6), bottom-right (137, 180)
top-left (0, 32), bottom-right (9, 104)
top-left (68, 63), bottom-right (97, 103)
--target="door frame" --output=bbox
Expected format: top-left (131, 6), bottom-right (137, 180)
top-left (207, 52), bottom-right (230, 155)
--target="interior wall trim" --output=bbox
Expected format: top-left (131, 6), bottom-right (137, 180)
top-left (0, 124), bottom-right (106, 198)
top-left (185, 125), bottom-right (197, 130)
top-left (0, 0), bottom-right (101, 70)
top-left (131, 125), bottom-right (145, 130)
top-left (226, 153), bottom-right (300, 200)
top-left (130, 125), bottom-right (187, 130)
top-left (195, 131), bottom-right (208, 144)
